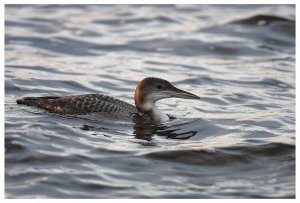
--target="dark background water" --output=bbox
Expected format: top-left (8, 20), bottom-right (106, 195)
top-left (5, 4), bottom-right (295, 198)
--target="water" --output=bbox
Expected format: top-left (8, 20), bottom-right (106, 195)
top-left (5, 5), bottom-right (295, 198)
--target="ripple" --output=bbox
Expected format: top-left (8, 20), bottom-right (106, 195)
top-left (6, 65), bottom-right (83, 75)
top-left (143, 142), bottom-right (294, 165)
top-left (5, 4), bottom-right (295, 198)
top-left (230, 14), bottom-right (294, 25)
top-left (93, 16), bottom-right (178, 25)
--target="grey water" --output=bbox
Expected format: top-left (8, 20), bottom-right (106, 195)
top-left (5, 4), bottom-right (295, 198)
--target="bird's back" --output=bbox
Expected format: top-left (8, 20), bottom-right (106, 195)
top-left (17, 94), bottom-right (138, 115)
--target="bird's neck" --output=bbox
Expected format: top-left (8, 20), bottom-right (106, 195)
top-left (134, 81), bottom-right (169, 122)
top-left (134, 84), bottom-right (168, 122)
top-left (137, 102), bottom-right (169, 122)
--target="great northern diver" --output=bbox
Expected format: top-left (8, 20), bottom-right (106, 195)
top-left (16, 77), bottom-right (200, 122)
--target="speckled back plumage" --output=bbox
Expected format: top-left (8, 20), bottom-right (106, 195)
top-left (17, 94), bottom-right (138, 115)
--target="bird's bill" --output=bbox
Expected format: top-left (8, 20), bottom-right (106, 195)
top-left (167, 87), bottom-right (200, 100)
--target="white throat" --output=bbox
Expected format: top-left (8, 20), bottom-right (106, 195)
top-left (142, 102), bottom-right (169, 122)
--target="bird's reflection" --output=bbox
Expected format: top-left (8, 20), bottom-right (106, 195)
top-left (133, 119), bottom-right (199, 142)
top-left (76, 115), bottom-right (200, 143)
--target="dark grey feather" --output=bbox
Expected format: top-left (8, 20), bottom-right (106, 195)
top-left (17, 94), bottom-right (138, 115)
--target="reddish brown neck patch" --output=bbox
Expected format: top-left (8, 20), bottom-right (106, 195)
top-left (134, 79), bottom-right (144, 111)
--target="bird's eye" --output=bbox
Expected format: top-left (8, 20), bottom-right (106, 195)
top-left (157, 85), bottom-right (163, 89)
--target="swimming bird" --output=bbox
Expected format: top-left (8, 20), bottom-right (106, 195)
top-left (16, 77), bottom-right (200, 122)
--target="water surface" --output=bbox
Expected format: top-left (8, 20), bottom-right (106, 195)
top-left (5, 4), bottom-right (295, 198)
